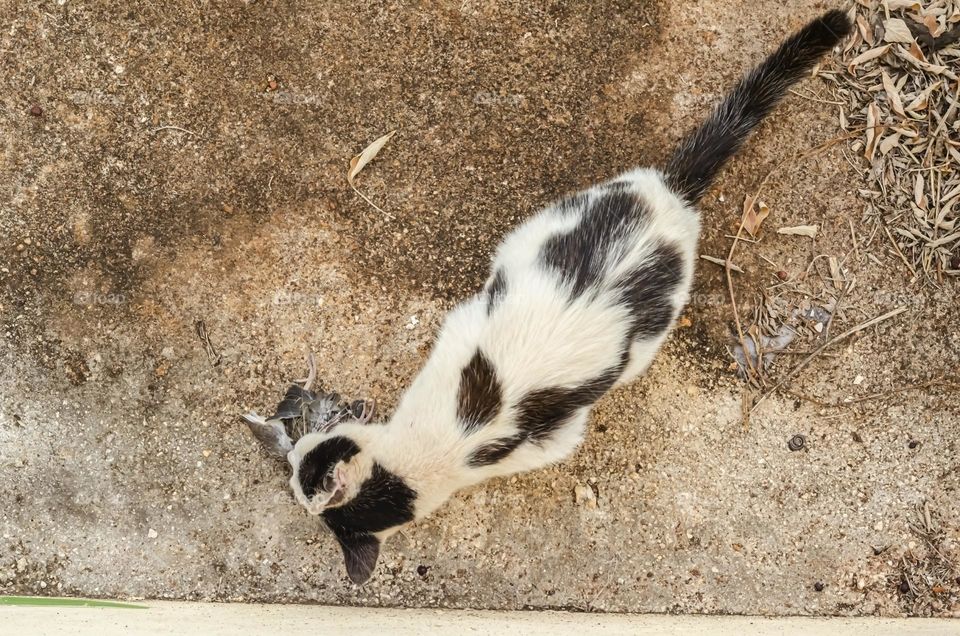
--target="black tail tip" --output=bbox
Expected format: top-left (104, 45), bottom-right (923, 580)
top-left (810, 9), bottom-right (854, 46)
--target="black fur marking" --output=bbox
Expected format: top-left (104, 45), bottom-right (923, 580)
top-left (323, 463), bottom-right (418, 584)
top-left (515, 352), bottom-right (629, 443)
top-left (298, 436), bottom-right (360, 499)
top-left (485, 268), bottom-right (507, 315)
top-left (323, 463), bottom-right (417, 533)
top-left (541, 188), bottom-right (646, 297)
top-left (457, 349), bottom-right (503, 432)
top-left (615, 243), bottom-right (684, 340)
top-left (666, 10), bottom-right (852, 203)
top-left (467, 433), bottom-right (526, 467)
top-left (556, 192), bottom-right (589, 217)
top-left (333, 531), bottom-right (380, 585)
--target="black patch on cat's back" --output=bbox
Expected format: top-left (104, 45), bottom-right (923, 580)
top-left (615, 243), bottom-right (684, 340)
top-left (298, 436), bottom-right (361, 499)
top-left (323, 463), bottom-right (417, 535)
top-left (515, 352), bottom-right (628, 443)
top-left (541, 188), bottom-right (647, 297)
top-left (485, 268), bottom-right (506, 315)
top-left (467, 433), bottom-right (526, 467)
top-left (457, 349), bottom-right (503, 433)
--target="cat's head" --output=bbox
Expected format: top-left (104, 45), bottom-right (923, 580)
top-left (287, 425), bottom-right (417, 584)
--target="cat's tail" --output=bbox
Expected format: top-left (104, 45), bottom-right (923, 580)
top-left (665, 9), bottom-right (852, 204)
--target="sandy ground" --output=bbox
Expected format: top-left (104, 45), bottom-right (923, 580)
top-left (1, 0), bottom-right (957, 618)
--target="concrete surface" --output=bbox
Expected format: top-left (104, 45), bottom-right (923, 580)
top-left (2, 601), bottom-right (959, 636)
top-left (1, 0), bottom-right (957, 618)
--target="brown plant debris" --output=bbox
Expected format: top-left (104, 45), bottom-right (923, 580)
top-left (832, 0), bottom-right (960, 281)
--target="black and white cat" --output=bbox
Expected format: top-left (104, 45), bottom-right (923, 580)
top-left (284, 10), bottom-right (852, 584)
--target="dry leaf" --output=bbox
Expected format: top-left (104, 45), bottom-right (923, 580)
top-left (881, 70), bottom-right (905, 116)
top-left (777, 225), bottom-right (819, 238)
top-left (907, 40), bottom-right (926, 62)
top-left (347, 130), bottom-right (397, 186)
top-left (848, 44), bottom-right (891, 73)
top-left (905, 80), bottom-right (941, 112)
top-left (856, 14), bottom-right (875, 46)
top-left (929, 229), bottom-right (960, 248)
top-left (882, 18), bottom-right (915, 44)
top-left (894, 45), bottom-right (956, 78)
top-left (948, 145), bottom-right (960, 165)
top-left (741, 197), bottom-right (770, 237)
top-left (890, 125), bottom-right (917, 137)
top-left (828, 256), bottom-right (843, 289)
top-left (943, 183), bottom-right (960, 204)
top-left (879, 132), bottom-right (901, 155)
top-left (886, 0), bottom-right (921, 10)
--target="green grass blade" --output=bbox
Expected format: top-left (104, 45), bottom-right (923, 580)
top-left (0, 596), bottom-right (147, 609)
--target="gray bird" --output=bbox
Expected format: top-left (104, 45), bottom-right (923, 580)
top-left (241, 354), bottom-right (376, 458)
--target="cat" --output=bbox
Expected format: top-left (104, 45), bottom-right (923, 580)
top-left (282, 10), bottom-right (853, 584)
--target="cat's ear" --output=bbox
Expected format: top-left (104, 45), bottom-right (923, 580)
top-left (335, 531), bottom-right (380, 584)
top-left (323, 462), bottom-right (352, 507)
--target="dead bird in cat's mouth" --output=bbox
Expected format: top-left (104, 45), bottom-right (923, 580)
top-left (242, 354), bottom-right (376, 459)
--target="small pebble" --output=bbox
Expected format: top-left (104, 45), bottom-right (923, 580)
top-left (908, 440), bottom-right (920, 449)
top-left (29, 104), bottom-right (43, 117)
top-left (899, 579), bottom-right (910, 594)
top-left (573, 483), bottom-right (596, 508)
top-left (147, 528), bottom-right (158, 539)
top-left (776, 270), bottom-right (788, 281)
top-left (416, 565), bottom-right (429, 577)
top-left (813, 581), bottom-right (824, 592)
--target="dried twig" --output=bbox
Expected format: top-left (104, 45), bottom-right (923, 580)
top-left (194, 319), bottom-right (222, 367)
top-left (786, 375), bottom-right (958, 408)
top-left (152, 125), bottom-right (198, 136)
top-left (701, 254), bottom-right (745, 273)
